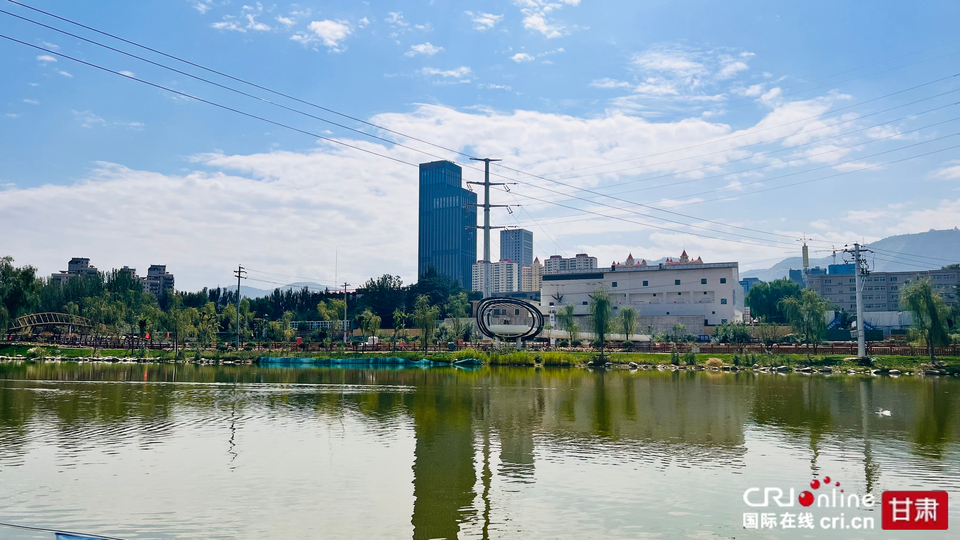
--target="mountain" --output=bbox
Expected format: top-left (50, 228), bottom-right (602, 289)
top-left (742, 228), bottom-right (960, 282)
top-left (223, 281), bottom-right (332, 299)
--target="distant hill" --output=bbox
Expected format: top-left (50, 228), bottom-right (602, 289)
top-left (223, 281), bottom-right (332, 299)
top-left (742, 228), bottom-right (960, 282)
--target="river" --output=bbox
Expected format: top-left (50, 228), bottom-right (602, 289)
top-left (0, 362), bottom-right (957, 539)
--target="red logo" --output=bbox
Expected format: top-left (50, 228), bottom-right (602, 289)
top-left (881, 491), bottom-right (949, 530)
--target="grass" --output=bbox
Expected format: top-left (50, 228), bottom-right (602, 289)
top-left (2, 344), bottom-right (957, 373)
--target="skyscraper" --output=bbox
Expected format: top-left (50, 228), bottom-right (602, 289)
top-left (500, 228), bottom-right (533, 268)
top-left (418, 161), bottom-right (477, 289)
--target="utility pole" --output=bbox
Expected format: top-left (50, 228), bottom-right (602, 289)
top-left (234, 265), bottom-right (246, 351)
top-left (467, 158), bottom-right (514, 298)
top-left (342, 282), bottom-right (350, 343)
top-left (843, 243), bottom-right (873, 359)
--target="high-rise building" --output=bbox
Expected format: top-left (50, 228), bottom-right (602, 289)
top-left (418, 161), bottom-right (478, 289)
top-left (543, 253), bottom-right (597, 274)
top-left (144, 265), bottom-right (175, 297)
top-left (500, 228), bottom-right (533, 268)
top-left (521, 257), bottom-right (543, 292)
top-left (50, 257), bottom-right (99, 283)
top-left (472, 259), bottom-right (519, 294)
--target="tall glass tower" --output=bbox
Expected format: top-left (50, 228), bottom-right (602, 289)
top-left (418, 161), bottom-right (477, 289)
top-left (500, 228), bottom-right (533, 268)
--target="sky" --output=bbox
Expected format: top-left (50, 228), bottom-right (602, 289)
top-left (1, 0), bottom-right (959, 291)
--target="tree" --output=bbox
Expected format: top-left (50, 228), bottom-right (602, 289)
top-left (0, 257), bottom-right (41, 333)
top-left (358, 308), bottom-right (382, 341)
top-left (617, 306), bottom-right (638, 341)
top-left (392, 308), bottom-right (407, 351)
top-left (357, 274), bottom-right (405, 327)
top-left (779, 289), bottom-right (830, 353)
top-left (714, 321), bottom-right (752, 352)
top-left (900, 279), bottom-right (950, 363)
top-left (671, 323), bottom-right (687, 342)
top-left (746, 278), bottom-right (802, 323)
top-left (411, 295), bottom-right (440, 352)
top-left (445, 292), bottom-right (470, 348)
top-left (589, 286), bottom-right (612, 359)
top-left (556, 304), bottom-right (577, 343)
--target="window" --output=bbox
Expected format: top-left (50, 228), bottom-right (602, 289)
top-left (643, 280), bottom-right (648, 286)
top-left (721, 319), bottom-right (728, 324)
top-left (850, 296), bottom-right (856, 301)
top-left (891, 286), bottom-right (898, 291)
top-left (612, 282), bottom-right (617, 287)
top-left (720, 298), bottom-right (727, 304)
top-left (720, 278), bottom-right (727, 284)
top-left (712, 311), bottom-right (716, 315)
top-left (701, 278), bottom-right (707, 284)
top-left (675, 279), bottom-right (681, 285)
top-left (678, 292), bottom-right (682, 295)
top-left (666, 312), bottom-right (670, 315)
top-left (891, 277), bottom-right (897, 282)
top-left (703, 291), bottom-right (707, 295)
top-left (850, 287), bottom-right (856, 292)
top-left (582, 301), bottom-right (588, 305)
top-left (826, 279), bottom-right (832, 284)
top-left (549, 302), bottom-right (554, 306)
top-left (653, 293), bottom-right (657, 297)
top-left (515, 309), bottom-right (520, 316)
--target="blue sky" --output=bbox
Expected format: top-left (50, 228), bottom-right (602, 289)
top-left (1, 0), bottom-right (959, 290)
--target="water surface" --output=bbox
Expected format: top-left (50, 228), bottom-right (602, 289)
top-left (0, 363), bottom-right (957, 539)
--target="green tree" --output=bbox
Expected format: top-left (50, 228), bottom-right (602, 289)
top-left (617, 306), bottom-right (638, 340)
top-left (746, 278), bottom-right (802, 323)
top-left (358, 308), bottom-right (382, 341)
top-left (556, 304), bottom-right (577, 343)
top-left (589, 286), bottom-right (613, 359)
top-left (357, 274), bottom-right (405, 327)
top-left (392, 308), bottom-right (407, 351)
top-left (0, 257), bottom-right (41, 333)
top-left (714, 321), bottom-right (752, 352)
top-left (779, 289), bottom-right (830, 353)
top-left (445, 292), bottom-right (470, 347)
top-left (900, 278), bottom-right (950, 363)
top-left (671, 323), bottom-right (687, 342)
top-left (411, 295), bottom-right (440, 352)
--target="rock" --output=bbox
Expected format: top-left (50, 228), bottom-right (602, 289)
top-left (752, 363), bottom-right (760, 369)
top-left (628, 362), bottom-right (638, 368)
top-left (776, 365), bottom-right (789, 372)
top-left (821, 366), bottom-right (833, 373)
top-left (889, 369), bottom-right (901, 375)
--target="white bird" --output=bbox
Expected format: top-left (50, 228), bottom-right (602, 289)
top-left (876, 408), bottom-right (892, 417)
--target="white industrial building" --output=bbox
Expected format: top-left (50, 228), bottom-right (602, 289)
top-left (540, 253), bottom-right (744, 336)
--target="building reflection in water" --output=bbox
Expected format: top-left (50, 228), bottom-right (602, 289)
top-left (0, 363), bottom-right (958, 539)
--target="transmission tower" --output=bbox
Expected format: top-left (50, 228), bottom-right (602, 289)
top-left (842, 243), bottom-right (873, 359)
top-left (466, 158), bottom-right (515, 298)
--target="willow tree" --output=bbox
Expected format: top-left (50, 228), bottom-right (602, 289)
top-left (392, 308), bottom-right (407, 351)
top-left (556, 304), bottom-right (577, 343)
top-left (779, 290), bottom-right (829, 353)
top-left (412, 295), bottom-right (440, 352)
top-left (589, 286), bottom-right (613, 360)
top-left (900, 279), bottom-right (950, 363)
top-left (617, 306), bottom-right (638, 341)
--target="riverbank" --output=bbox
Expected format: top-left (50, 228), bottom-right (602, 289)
top-left (2, 344), bottom-right (958, 374)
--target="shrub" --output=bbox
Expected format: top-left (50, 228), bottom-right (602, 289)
top-left (705, 357), bottom-right (723, 369)
top-left (683, 351), bottom-right (697, 365)
top-left (670, 346), bottom-right (680, 365)
top-left (621, 340), bottom-right (634, 351)
top-left (557, 339), bottom-right (569, 348)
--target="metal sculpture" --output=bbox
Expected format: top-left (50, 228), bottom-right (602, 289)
top-left (475, 298), bottom-right (544, 346)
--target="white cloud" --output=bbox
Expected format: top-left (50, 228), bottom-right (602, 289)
top-left (514, 0), bottom-right (580, 39)
top-left (211, 3), bottom-right (272, 33)
top-left (465, 11), bottom-right (504, 31)
top-left (22, 99), bottom-right (39, 105)
top-left (385, 12), bottom-right (408, 27)
top-left (119, 71), bottom-right (136, 77)
top-left (930, 160), bottom-right (960, 180)
top-left (5, 113), bottom-right (20, 119)
top-left (72, 110), bottom-right (107, 128)
top-left (295, 20), bottom-right (353, 52)
top-left (57, 70), bottom-right (73, 78)
top-left (420, 66), bottom-right (472, 78)
top-left (405, 42), bottom-right (443, 57)
top-left (192, 1), bottom-right (214, 14)
top-left (590, 78), bottom-right (632, 89)
top-left (276, 16), bottom-right (295, 27)
top-left (358, 17), bottom-right (370, 28)
top-left (511, 53), bottom-right (535, 63)
top-left (478, 83), bottom-right (512, 90)
top-left (36, 55), bottom-right (57, 63)
top-left (39, 41), bottom-right (59, 51)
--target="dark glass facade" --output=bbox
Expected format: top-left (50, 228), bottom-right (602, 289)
top-left (500, 228), bottom-right (533, 267)
top-left (418, 161), bottom-right (477, 289)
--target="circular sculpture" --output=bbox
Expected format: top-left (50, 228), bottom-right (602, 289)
top-left (475, 298), bottom-right (544, 341)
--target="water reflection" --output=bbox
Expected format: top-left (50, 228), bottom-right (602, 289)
top-left (0, 362), bottom-right (958, 539)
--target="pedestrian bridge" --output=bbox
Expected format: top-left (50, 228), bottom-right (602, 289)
top-left (9, 312), bottom-right (93, 333)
